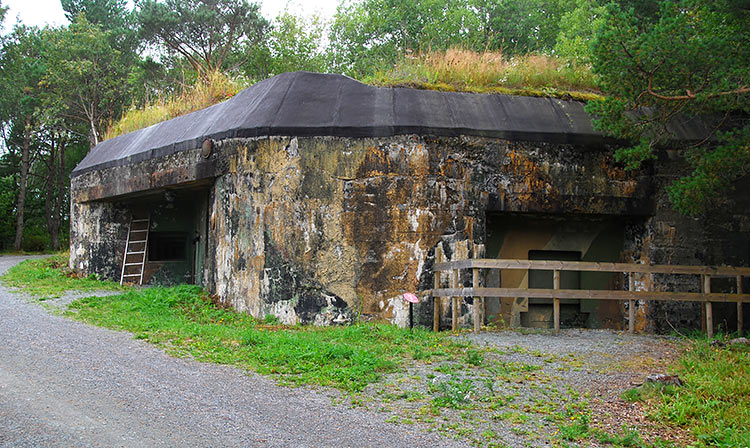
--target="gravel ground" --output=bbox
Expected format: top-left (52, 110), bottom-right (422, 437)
top-left (0, 255), bottom-right (688, 447)
top-left (0, 255), bottom-right (469, 448)
top-left (354, 326), bottom-right (686, 447)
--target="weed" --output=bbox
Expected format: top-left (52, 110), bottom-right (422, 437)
top-left (263, 313), bottom-right (281, 325)
top-left (465, 349), bottom-right (484, 366)
top-left (558, 414), bottom-right (589, 441)
top-left (430, 377), bottom-right (475, 409)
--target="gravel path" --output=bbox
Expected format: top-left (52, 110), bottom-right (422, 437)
top-left (356, 324), bottom-right (685, 446)
top-left (0, 255), bottom-right (468, 448)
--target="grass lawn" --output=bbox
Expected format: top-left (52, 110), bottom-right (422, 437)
top-left (65, 285), bottom-right (462, 392)
top-left (2, 254), bottom-right (126, 298)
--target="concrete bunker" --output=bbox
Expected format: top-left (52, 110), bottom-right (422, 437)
top-left (69, 72), bottom-right (750, 331)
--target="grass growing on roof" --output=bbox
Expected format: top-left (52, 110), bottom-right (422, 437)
top-left (104, 71), bottom-right (247, 140)
top-left (1, 254), bottom-right (125, 299)
top-left (366, 48), bottom-right (603, 101)
top-left (66, 285), bottom-right (462, 392)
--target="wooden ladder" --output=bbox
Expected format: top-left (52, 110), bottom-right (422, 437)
top-left (120, 215), bottom-right (150, 285)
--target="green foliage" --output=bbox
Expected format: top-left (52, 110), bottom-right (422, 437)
top-left (136, 0), bottom-right (268, 78)
top-left (105, 70), bottom-right (246, 139)
top-left (1, 254), bottom-right (124, 298)
top-left (64, 284), bottom-right (463, 392)
top-left (587, 0), bottom-right (749, 216)
top-left (263, 12), bottom-right (329, 76)
top-left (623, 339), bottom-right (749, 447)
top-left (667, 127), bottom-right (750, 216)
top-left (41, 16), bottom-right (132, 147)
top-left (430, 377), bottom-right (475, 409)
top-left (330, 0), bottom-right (578, 78)
top-left (554, 0), bottom-right (608, 64)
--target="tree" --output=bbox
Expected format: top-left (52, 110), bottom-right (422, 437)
top-left (587, 0), bottom-right (749, 215)
top-left (41, 18), bottom-right (132, 148)
top-left (136, 0), bottom-right (269, 78)
top-left (249, 11), bottom-right (329, 78)
top-left (61, 0), bottom-right (140, 58)
top-left (469, 0), bottom-right (567, 55)
top-left (0, 25), bottom-right (45, 251)
top-left (61, 0), bottom-right (130, 28)
top-left (553, 0), bottom-right (608, 64)
top-left (330, 0), bottom-right (480, 77)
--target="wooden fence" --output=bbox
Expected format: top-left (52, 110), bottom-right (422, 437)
top-left (428, 245), bottom-right (750, 337)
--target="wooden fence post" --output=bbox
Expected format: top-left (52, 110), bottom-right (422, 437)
top-left (433, 245), bottom-right (443, 332)
top-left (451, 258), bottom-right (458, 332)
top-left (553, 269), bottom-right (560, 335)
top-left (704, 274), bottom-right (713, 338)
top-left (738, 275), bottom-right (744, 336)
top-left (472, 244), bottom-right (485, 334)
top-left (628, 272), bottom-right (635, 334)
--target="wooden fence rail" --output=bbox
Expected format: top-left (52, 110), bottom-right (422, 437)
top-left (429, 255), bottom-right (748, 337)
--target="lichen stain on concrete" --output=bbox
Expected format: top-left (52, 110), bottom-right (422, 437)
top-left (70, 133), bottom-right (750, 330)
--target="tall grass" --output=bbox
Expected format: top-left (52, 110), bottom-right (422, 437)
top-left (366, 48), bottom-right (602, 100)
top-left (105, 71), bottom-right (247, 140)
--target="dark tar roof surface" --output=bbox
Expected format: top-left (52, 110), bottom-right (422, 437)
top-left (71, 71), bottom-right (711, 177)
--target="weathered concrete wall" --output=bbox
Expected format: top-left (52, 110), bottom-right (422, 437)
top-left (70, 134), bottom-right (750, 330)
top-left (69, 200), bottom-right (130, 280)
top-left (202, 135), bottom-right (647, 326)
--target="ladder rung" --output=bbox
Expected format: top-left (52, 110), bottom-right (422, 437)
top-left (124, 262), bottom-right (143, 266)
top-left (129, 240), bottom-right (147, 244)
top-left (131, 219), bottom-right (149, 223)
top-left (122, 274), bottom-right (142, 277)
top-left (129, 229), bottom-right (148, 233)
top-left (127, 250), bottom-right (146, 255)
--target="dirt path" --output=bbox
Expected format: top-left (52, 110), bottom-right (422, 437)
top-left (0, 255), bottom-right (468, 448)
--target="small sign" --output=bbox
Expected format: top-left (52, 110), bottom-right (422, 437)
top-left (404, 293), bottom-right (419, 303)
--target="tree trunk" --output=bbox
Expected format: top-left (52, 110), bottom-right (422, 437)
top-left (89, 117), bottom-right (99, 149)
top-left (52, 138), bottom-right (66, 251)
top-left (13, 116), bottom-right (31, 251)
top-left (44, 137), bottom-right (56, 250)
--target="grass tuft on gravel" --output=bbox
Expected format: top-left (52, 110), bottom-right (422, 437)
top-left (66, 285), bottom-right (462, 392)
top-left (1, 254), bottom-right (125, 298)
top-left (622, 338), bottom-right (749, 448)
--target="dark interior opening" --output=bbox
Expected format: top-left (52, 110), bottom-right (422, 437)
top-left (528, 250), bottom-right (582, 291)
top-left (148, 232), bottom-right (188, 262)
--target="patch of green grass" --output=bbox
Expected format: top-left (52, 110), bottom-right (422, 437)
top-left (628, 339), bottom-right (750, 448)
top-left (66, 285), bottom-right (463, 392)
top-left (1, 254), bottom-right (126, 298)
